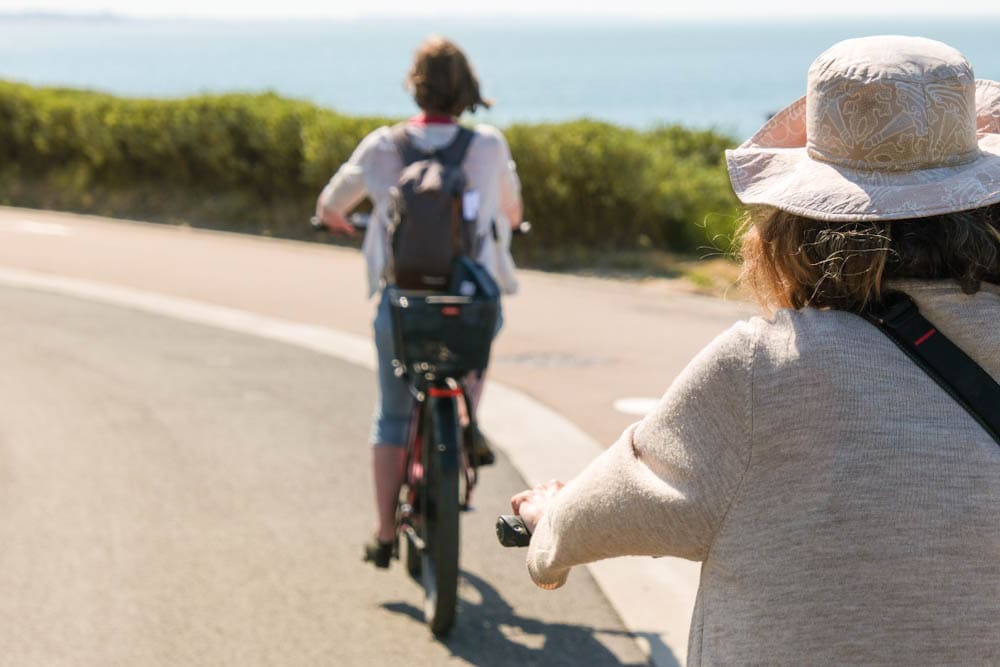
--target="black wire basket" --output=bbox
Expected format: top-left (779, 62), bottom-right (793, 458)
top-left (388, 288), bottom-right (499, 379)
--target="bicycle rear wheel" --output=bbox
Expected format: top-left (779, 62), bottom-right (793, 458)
top-left (405, 525), bottom-right (422, 580)
top-left (420, 394), bottom-right (461, 637)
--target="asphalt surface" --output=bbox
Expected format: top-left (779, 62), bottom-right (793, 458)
top-left (0, 208), bottom-right (754, 448)
top-left (0, 285), bottom-right (646, 666)
top-left (0, 206), bottom-right (756, 665)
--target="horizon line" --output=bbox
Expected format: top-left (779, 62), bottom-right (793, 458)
top-left (4, 10), bottom-right (1000, 23)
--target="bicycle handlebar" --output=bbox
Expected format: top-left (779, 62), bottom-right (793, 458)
top-left (311, 214), bottom-right (530, 237)
top-left (310, 212), bottom-right (370, 232)
top-left (496, 514), bottom-right (532, 547)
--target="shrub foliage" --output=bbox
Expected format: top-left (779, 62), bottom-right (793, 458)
top-left (0, 81), bottom-right (740, 257)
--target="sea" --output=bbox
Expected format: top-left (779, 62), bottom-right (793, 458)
top-left (2, 15), bottom-right (1000, 139)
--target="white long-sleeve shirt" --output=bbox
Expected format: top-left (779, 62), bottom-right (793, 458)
top-left (318, 122), bottom-right (522, 297)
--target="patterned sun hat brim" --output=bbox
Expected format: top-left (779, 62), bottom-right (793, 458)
top-left (726, 79), bottom-right (1000, 221)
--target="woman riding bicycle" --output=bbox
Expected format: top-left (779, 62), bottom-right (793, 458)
top-left (314, 36), bottom-right (523, 568)
top-left (512, 35), bottom-right (1000, 663)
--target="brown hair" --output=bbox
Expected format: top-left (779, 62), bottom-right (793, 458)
top-left (738, 204), bottom-right (1000, 313)
top-left (405, 36), bottom-right (491, 117)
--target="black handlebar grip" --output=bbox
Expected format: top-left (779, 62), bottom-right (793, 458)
top-left (496, 514), bottom-right (532, 547)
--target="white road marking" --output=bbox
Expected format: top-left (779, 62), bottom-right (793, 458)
top-left (5, 220), bottom-right (72, 236)
top-left (612, 397), bottom-right (661, 416)
top-left (0, 264), bottom-right (697, 667)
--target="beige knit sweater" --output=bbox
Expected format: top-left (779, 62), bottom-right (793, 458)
top-left (527, 280), bottom-right (1000, 665)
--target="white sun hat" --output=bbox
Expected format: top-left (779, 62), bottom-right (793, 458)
top-left (726, 35), bottom-right (1000, 222)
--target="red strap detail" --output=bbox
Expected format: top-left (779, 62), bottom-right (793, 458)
top-left (410, 113), bottom-right (456, 126)
top-left (428, 387), bottom-right (463, 398)
top-left (914, 328), bottom-right (937, 346)
top-left (441, 306), bottom-right (461, 316)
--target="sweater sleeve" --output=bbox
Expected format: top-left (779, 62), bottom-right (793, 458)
top-left (526, 319), bottom-right (757, 589)
top-left (317, 128), bottom-right (390, 216)
top-left (496, 137), bottom-right (522, 226)
top-left (474, 124), bottom-right (522, 226)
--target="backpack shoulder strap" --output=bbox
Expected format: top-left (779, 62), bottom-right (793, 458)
top-left (864, 290), bottom-right (1000, 446)
top-left (434, 126), bottom-right (475, 167)
top-left (390, 124), bottom-right (426, 167)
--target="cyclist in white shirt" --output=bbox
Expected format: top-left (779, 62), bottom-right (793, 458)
top-left (315, 36), bottom-right (523, 567)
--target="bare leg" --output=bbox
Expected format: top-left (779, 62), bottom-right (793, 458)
top-left (464, 371), bottom-right (487, 415)
top-left (373, 445), bottom-right (407, 543)
top-left (461, 372), bottom-right (496, 464)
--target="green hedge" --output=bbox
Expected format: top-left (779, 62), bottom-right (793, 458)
top-left (0, 81), bottom-right (740, 259)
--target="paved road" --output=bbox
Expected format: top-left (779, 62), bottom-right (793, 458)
top-left (0, 208), bottom-right (754, 447)
top-left (0, 207), bottom-right (756, 665)
top-left (0, 285), bottom-right (646, 666)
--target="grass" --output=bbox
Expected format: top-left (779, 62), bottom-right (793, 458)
top-left (509, 242), bottom-right (745, 298)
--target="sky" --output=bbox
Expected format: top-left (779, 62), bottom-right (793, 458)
top-left (2, 0), bottom-right (999, 20)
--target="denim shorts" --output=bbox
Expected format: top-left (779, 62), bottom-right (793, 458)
top-left (370, 290), bottom-right (503, 447)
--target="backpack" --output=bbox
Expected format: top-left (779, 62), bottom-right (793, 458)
top-left (387, 124), bottom-right (475, 291)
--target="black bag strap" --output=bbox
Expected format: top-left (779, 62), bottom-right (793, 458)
top-left (391, 124), bottom-right (474, 168)
top-left (435, 126), bottom-right (474, 166)
top-left (390, 124), bottom-right (424, 166)
top-left (864, 290), bottom-right (1000, 446)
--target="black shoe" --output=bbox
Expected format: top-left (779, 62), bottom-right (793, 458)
top-left (465, 423), bottom-right (496, 467)
top-left (363, 538), bottom-right (394, 569)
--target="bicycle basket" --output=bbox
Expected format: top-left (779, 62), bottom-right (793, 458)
top-left (388, 288), bottom-right (499, 379)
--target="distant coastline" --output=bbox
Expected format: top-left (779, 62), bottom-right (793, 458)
top-left (2, 16), bottom-right (1000, 136)
top-left (0, 12), bottom-right (126, 22)
top-left (4, 12), bottom-right (1000, 25)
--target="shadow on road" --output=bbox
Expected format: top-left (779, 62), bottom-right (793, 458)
top-left (382, 571), bottom-right (679, 666)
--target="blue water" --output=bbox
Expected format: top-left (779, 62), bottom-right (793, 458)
top-left (3, 16), bottom-right (1000, 139)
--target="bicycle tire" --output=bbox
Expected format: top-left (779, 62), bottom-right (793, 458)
top-left (420, 395), bottom-right (461, 637)
top-left (405, 531), bottom-right (422, 580)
